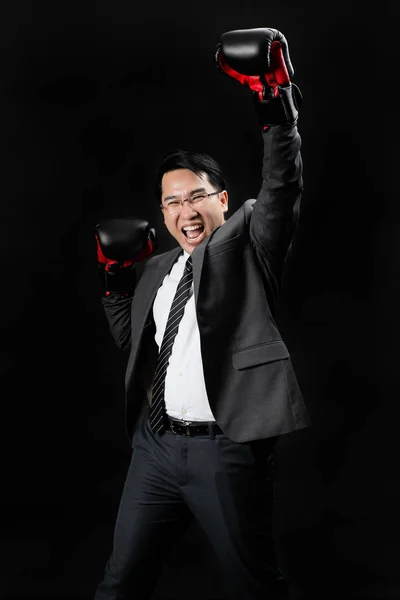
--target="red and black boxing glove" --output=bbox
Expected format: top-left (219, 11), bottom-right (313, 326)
top-left (95, 218), bottom-right (156, 296)
top-left (215, 27), bottom-right (302, 129)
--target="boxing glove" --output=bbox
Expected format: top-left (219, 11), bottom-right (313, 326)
top-left (215, 27), bottom-right (302, 129)
top-left (95, 218), bottom-right (156, 296)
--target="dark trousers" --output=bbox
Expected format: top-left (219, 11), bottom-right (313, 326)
top-left (94, 418), bottom-right (284, 600)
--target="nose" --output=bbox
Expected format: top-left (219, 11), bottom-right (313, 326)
top-left (180, 199), bottom-right (198, 217)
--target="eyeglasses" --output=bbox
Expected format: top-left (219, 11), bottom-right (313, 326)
top-left (160, 191), bottom-right (221, 216)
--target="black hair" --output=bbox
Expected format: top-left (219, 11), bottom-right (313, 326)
top-left (155, 149), bottom-right (226, 201)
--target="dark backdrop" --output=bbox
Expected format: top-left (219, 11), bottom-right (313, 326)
top-left (1, 1), bottom-right (399, 599)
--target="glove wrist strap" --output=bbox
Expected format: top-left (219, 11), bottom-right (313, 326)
top-left (255, 83), bottom-right (302, 127)
top-left (98, 263), bottom-right (136, 296)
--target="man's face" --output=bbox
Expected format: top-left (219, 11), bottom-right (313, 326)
top-left (161, 169), bottom-right (228, 254)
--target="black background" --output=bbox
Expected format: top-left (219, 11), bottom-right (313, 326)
top-left (1, 1), bottom-right (399, 599)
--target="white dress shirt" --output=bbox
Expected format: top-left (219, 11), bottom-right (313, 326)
top-left (152, 251), bottom-right (216, 422)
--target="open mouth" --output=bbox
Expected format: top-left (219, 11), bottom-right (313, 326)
top-left (182, 224), bottom-right (205, 241)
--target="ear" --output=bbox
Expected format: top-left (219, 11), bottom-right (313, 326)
top-left (220, 190), bottom-right (229, 212)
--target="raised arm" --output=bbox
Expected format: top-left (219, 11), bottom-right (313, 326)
top-left (251, 122), bottom-right (302, 278)
top-left (216, 27), bottom-right (303, 280)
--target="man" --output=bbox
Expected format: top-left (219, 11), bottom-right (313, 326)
top-left (94, 27), bottom-right (310, 600)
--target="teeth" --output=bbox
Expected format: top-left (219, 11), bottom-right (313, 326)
top-left (183, 225), bottom-right (203, 231)
top-left (188, 225), bottom-right (201, 230)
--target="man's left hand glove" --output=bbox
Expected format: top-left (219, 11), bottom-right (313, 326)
top-left (215, 27), bottom-right (302, 128)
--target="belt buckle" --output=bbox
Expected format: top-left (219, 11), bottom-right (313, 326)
top-left (169, 419), bottom-right (178, 435)
top-left (170, 419), bottom-right (191, 435)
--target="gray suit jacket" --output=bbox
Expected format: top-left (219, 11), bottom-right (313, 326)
top-left (102, 123), bottom-right (311, 444)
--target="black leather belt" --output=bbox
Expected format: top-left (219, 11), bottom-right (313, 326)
top-left (164, 415), bottom-right (223, 437)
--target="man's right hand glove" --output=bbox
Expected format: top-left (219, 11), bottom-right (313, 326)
top-left (95, 218), bottom-right (156, 296)
top-left (215, 27), bottom-right (302, 129)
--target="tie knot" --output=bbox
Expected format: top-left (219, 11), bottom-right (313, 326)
top-left (185, 255), bottom-right (193, 272)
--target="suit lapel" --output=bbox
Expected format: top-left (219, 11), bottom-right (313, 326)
top-left (137, 246), bottom-right (183, 331)
top-left (191, 239), bottom-right (207, 308)
top-left (125, 246), bottom-right (183, 386)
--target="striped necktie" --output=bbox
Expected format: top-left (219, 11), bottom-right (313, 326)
top-left (149, 254), bottom-right (193, 433)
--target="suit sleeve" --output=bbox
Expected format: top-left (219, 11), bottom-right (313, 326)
top-left (249, 122), bottom-right (303, 288)
top-left (101, 292), bottom-right (133, 352)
